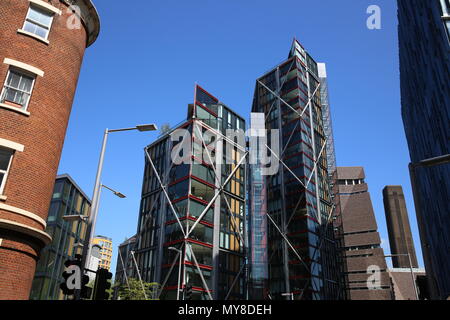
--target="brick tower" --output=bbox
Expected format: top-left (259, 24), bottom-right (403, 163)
top-left (0, 0), bottom-right (99, 300)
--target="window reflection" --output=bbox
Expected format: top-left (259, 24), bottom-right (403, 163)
top-left (191, 179), bottom-right (215, 202)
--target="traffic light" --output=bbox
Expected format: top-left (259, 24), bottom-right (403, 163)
top-left (60, 254), bottom-right (83, 297)
top-left (93, 268), bottom-right (112, 300)
top-left (185, 284), bottom-right (193, 300)
top-left (80, 273), bottom-right (91, 300)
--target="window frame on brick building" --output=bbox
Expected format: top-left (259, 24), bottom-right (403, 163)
top-left (0, 67), bottom-right (36, 112)
top-left (23, 3), bottom-right (55, 41)
top-left (0, 147), bottom-right (14, 196)
top-left (17, 0), bottom-right (63, 44)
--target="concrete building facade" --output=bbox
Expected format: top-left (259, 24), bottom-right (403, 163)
top-left (337, 167), bottom-right (392, 300)
top-left (0, 0), bottom-right (99, 299)
top-left (93, 235), bottom-right (113, 271)
top-left (383, 185), bottom-right (418, 268)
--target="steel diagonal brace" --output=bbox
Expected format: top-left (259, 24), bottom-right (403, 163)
top-left (118, 249), bottom-right (131, 291)
top-left (222, 195), bottom-right (245, 247)
top-left (130, 250), bottom-right (148, 300)
top-left (266, 212), bottom-right (311, 273)
top-left (281, 120), bottom-right (300, 155)
top-left (224, 261), bottom-right (245, 300)
top-left (137, 160), bottom-right (175, 241)
top-left (186, 242), bottom-right (214, 300)
top-left (303, 203), bottom-right (337, 296)
top-left (186, 151), bottom-right (249, 238)
top-left (309, 203), bottom-right (336, 263)
top-left (145, 148), bottom-right (187, 238)
top-left (196, 120), bottom-right (246, 153)
top-left (264, 60), bottom-right (296, 122)
top-left (193, 123), bottom-right (245, 246)
top-left (265, 143), bottom-right (307, 189)
top-left (306, 139), bottom-right (327, 188)
top-left (193, 122), bottom-right (219, 178)
top-left (257, 79), bottom-right (321, 121)
top-left (192, 122), bottom-right (247, 301)
top-left (280, 98), bottom-right (312, 158)
top-left (157, 246), bottom-right (182, 300)
top-left (286, 192), bottom-right (306, 229)
top-left (137, 130), bottom-right (189, 243)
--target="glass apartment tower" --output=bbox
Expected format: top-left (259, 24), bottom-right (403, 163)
top-left (30, 174), bottom-right (91, 300)
top-left (134, 85), bottom-right (246, 300)
top-left (250, 40), bottom-right (343, 300)
top-left (398, 0), bottom-right (450, 299)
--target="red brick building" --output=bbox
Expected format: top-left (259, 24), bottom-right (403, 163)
top-left (0, 0), bottom-right (99, 300)
top-left (336, 167), bottom-right (392, 300)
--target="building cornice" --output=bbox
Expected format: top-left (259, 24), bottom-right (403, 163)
top-left (0, 203), bottom-right (47, 229)
top-left (60, 0), bottom-right (100, 47)
top-left (0, 219), bottom-right (52, 246)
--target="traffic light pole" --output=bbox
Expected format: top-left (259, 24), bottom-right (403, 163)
top-left (93, 268), bottom-right (113, 300)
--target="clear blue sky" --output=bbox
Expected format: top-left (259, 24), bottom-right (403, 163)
top-left (57, 0), bottom-right (423, 274)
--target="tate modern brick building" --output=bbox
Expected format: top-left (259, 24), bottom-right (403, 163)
top-left (0, 0), bottom-right (99, 299)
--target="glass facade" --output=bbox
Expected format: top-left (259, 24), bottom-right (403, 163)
top-left (250, 40), bottom-right (343, 300)
top-left (248, 113), bottom-right (269, 300)
top-left (30, 174), bottom-right (91, 300)
top-left (398, 0), bottom-right (450, 299)
top-left (135, 85), bottom-right (246, 300)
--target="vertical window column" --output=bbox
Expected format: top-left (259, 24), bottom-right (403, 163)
top-left (0, 148), bottom-right (14, 196)
top-left (0, 138), bottom-right (24, 199)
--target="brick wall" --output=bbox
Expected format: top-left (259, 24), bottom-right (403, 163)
top-left (0, 0), bottom-right (94, 300)
top-left (337, 167), bottom-right (393, 300)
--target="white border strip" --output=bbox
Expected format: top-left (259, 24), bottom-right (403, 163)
top-left (0, 203), bottom-right (46, 229)
top-left (0, 137), bottom-right (25, 152)
top-left (29, 0), bottom-right (62, 15)
top-left (3, 58), bottom-right (44, 77)
top-left (17, 29), bottom-right (50, 45)
top-left (0, 219), bottom-right (52, 245)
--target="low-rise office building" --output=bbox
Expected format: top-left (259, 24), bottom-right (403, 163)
top-left (30, 174), bottom-right (91, 300)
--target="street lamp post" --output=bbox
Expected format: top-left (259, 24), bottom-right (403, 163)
top-left (168, 246), bottom-right (183, 301)
top-left (81, 124), bottom-right (158, 275)
top-left (84, 184), bottom-right (127, 272)
top-left (64, 184), bottom-right (126, 300)
top-left (385, 253), bottom-right (420, 300)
